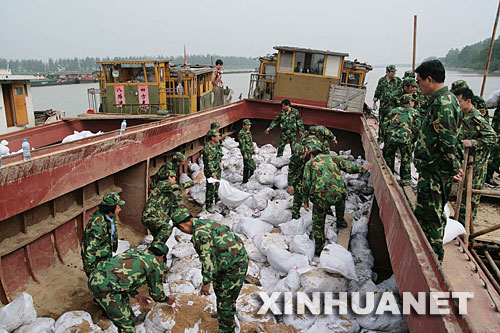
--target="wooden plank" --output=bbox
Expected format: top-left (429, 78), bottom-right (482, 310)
top-left (337, 213), bottom-right (353, 249)
top-left (402, 184), bottom-right (417, 210)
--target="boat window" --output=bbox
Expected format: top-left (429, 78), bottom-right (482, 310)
top-left (310, 54), bottom-right (325, 75)
top-left (325, 55), bottom-right (341, 77)
top-left (145, 63), bottom-right (156, 83)
top-left (14, 87), bottom-right (24, 95)
top-left (347, 73), bottom-right (361, 86)
top-left (279, 51), bottom-right (293, 72)
top-left (263, 65), bottom-right (275, 80)
top-left (117, 63), bottom-right (146, 83)
top-left (294, 52), bottom-right (305, 73)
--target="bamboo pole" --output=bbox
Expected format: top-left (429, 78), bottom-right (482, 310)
top-left (470, 222), bottom-right (500, 239)
top-left (471, 188), bottom-right (500, 196)
top-left (481, 0), bottom-right (500, 97)
top-left (470, 248), bottom-right (500, 295)
top-left (464, 155), bottom-right (474, 247)
top-left (412, 15), bottom-right (417, 71)
top-left (454, 147), bottom-right (469, 220)
top-left (485, 250), bottom-right (500, 282)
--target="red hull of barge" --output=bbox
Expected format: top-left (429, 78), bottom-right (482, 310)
top-left (0, 100), bottom-right (498, 331)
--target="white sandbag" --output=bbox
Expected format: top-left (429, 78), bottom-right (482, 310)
top-left (169, 279), bottom-right (196, 294)
top-left (113, 240), bottom-right (130, 256)
top-left (376, 275), bottom-right (398, 294)
top-left (273, 174), bottom-right (289, 189)
top-left (269, 155), bottom-right (290, 168)
top-left (223, 136), bottom-right (240, 149)
top-left (443, 217), bottom-right (466, 244)
top-left (284, 312), bottom-right (317, 331)
top-left (179, 173), bottom-right (192, 185)
top-left (255, 163), bottom-right (278, 185)
top-left (189, 162), bottom-right (200, 173)
top-left (237, 284), bottom-right (273, 323)
top-left (54, 311), bottom-right (101, 333)
top-left (189, 182), bottom-right (206, 205)
top-left (267, 246), bottom-right (310, 273)
top-left (247, 260), bottom-right (261, 279)
top-left (0, 140), bottom-right (9, 156)
top-left (171, 242), bottom-right (196, 258)
top-left (259, 266), bottom-right (283, 291)
top-left (304, 314), bottom-right (360, 333)
top-left (253, 232), bottom-right (289, 254)
top-left (351, 216), bottom-right (369, 237)
top-left (13, 318), bottom-right (55, 333)
top-left (275, 269), bottom-right (301, 292)
top-left (355, 291), bottom-right (408, 332)
top-left (147, 303), bottom-right (176, 331)
top-left (243, 179), bottom-right (267, 191)
top-left (243, 239), bottom-right (267, 262)
top-left (169, 255), bottom-right (201, 274)
top-left (320, 243), bottom-right (357, 280)
top-left (244, 187), bottom-right (275, 210)
top-left (258, 143), bottom-right (277, 154)
top-left (237, 217), bottom-right (275, 239)
top-left (218, 179), bottom-right (252, 208)
top-left (289, 234), bottom-right (315, 260)
top-left (260, 200), bottom-right (292, 226)
top-left (300, 268), bottom-right (348, 293)
top-left (280, 218), bottom-right (308, 236)
top-left (0, 292), bottom-right (37, 332)
top-left (486, 89), bottom-right (500, 108)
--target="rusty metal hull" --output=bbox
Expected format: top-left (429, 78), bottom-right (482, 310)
top-left (0, 99), bottom-right (498, 331)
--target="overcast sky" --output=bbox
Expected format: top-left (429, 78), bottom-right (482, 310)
top-left (1, 0), bottom-right (497, 65)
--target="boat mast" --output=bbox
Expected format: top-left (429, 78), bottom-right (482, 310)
top-left (480, 0), bottom-right (500, 97)
top-left (412, 15), bottom-right (417, 71)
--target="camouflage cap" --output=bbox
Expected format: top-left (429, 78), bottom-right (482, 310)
top-left (403, 70), bottom-right (415, 78)
top-left (173, 152), bottom-right (186, 162)
top-left (307, 126), bottom-right (318, 135)
top-left (102, 193), bottom-right (125, 206)
top-left (402, 77), bottom-right (418, 87)
top-left (207, 129), bottom-right (220, 138)
top-left (211, 121), bottom-right (221, 129)
top-left (386, 65), bottom-right (397, 72)
top-left (172, 208), bottom-right (192, 227)
top-left (149, 241), bottom-right (169, 256)
top-left (400, 94), bottom-right (415, 105)
top-left (243, 119), bottom-right (252, 125)
top-left (451, 80), bottom-right (469, 93)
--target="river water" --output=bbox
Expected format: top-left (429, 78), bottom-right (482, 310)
top-left (31, 68), bottom-right (500, 118)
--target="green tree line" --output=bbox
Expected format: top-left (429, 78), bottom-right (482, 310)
top-left (0, 55), bottom-right (259, 74)
top-left (439, 35), bottom-right (500, 71)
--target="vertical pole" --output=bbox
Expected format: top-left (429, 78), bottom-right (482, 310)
top-left (464, 155), bottom-right (474, 247)
top-left (481, 0), bottom-right (500, 97)
top-left (413, 15), bottom-right (417, 71)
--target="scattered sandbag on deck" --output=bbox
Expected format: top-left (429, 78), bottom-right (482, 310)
top-left (244, 239), bottom-right (268, 263)
top-left (273, 173), bottom-right (289, 189)
top-left (284, 312), bottom-right (318, 331)
top-left (320, 243), bottom-right (357, 280)
top-left (145, 303), bottom-right (175, 332)
top-left (223, 136), bottom-right (240, 149)
top-left (275, 269), bottom-right (301, 292)
top-left (169, 279), bottom-right (196, 294)
top-left (171, 242), bottom-right (197, 258)
top-left (54, 311), bottom-right (101, 333)
top-left (236, 217), bottom-right (275, 239)
top-left (267, 246), bottom-right (310, 273)
top-left (355, 292), bottom-right (408, 332)
top-left (218, 179), bottom-right (253, 208)
top-left (179, 173), bottom-right (192, 184)
top-left (62, 130), bottom-right (103, 143)
top-left (253, 232), bottom-right (289, 255)
top-left (443, 217), bottom-right (466, 244)
top-left (260, 200), bottom-right (292, 226)
top-left (269, 155), bottom-right (290, 168)
top-left (237, 284), bottom-right (274, 323)
top-left (113, 240), bottom-right (130, 256)
top-left (255, 163), bottom-right (278, 185)
top-left (0, 292), bottom-right (37, 332)
top-left (280, 217), bottom-right (308, 236)
top-left (304, 314), bottom-right (360, 333)
top-left (13, 318), bottom-right (55, 333)
top-left (300, 268), bottom-right (348, 293)
top-left (289, 234), bottom-right (315, 260)
top-left (0, 140), bottom-right (9, 156)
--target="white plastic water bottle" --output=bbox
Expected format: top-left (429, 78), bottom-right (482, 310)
top-left (120, 120), bottom-right (127, 136)
top-left (22, 139), bottom-right (31, 162)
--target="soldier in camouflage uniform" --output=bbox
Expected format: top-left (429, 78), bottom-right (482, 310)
top-left (238, 119), bottom-right (256, 183)
top-left (403, 70), bottom-right (415, 79)
top-left (203, 129), bottom-right (223, 213)
top-left (81, 193), bottom-right (125, 278)
top-left (172, 208), bottom-right (248, 333)
top-left (313, 125), bottom-right (338, 153)
top-left (383, 94), bottom-right (420, 185)
top-left (373, 65), bottom-right (402, 143)
top-left (414, 60), bottom-right (463, 263)
top-left (454, 88), bottom-right (498, 225)
top-left (299, 126), bottom-right (325, 153)
top-left (265, 99), bottom-right (305, 157)
top-left (142, 170), bottom-right (202, 243)
top-left (486, 91), bottom-right (500, 186)
top-left (150, 152), bottom-right (186, 190)
top-left (88, 242), bottom-right (175, 332)
top-left (388, 77), bottom-right (418, 110)
top-left (402, 70), bottom-right (428, 118)
top-left (451, 80), bottom-right (488, 117)
top-left (303, 149), bottom-right (372, 256)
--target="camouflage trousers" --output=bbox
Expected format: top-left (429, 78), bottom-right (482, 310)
top-left (292, 182), bottom-right (304, 220)
top-left (459, 162), bottom-right (488, 225)
top-left (89, 284), bottom-right (135, 333)
top-left (377, 106), bottom-right (390, 143)
top-left (205, 170), bottom-right (221, 209)
top-left (213, 257), bottom-right (248, 333)
top-left (383, 142), bottom-right (412, 183)
top-left (277, 132), bottom-right (297, 157)
top-left (487, 141), bottom-right (500, 179)
top-left (414, 171), bottom-right (453, 263)
top-left (142, 218), bottom-right (173, 244)
top-left (312, 195), bottom-right (346, 256)
top-left (242, 157), bottom-right (256, 183)
top-left (83, 255), bottom-right (111, 279)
